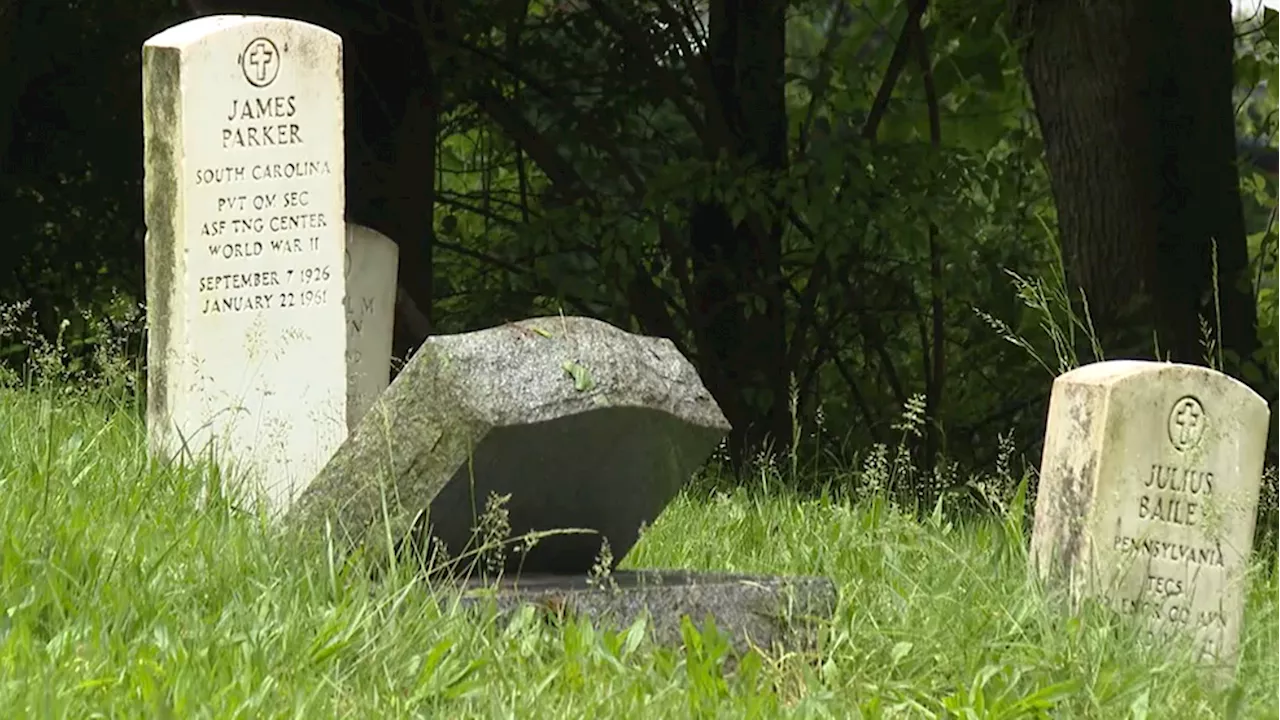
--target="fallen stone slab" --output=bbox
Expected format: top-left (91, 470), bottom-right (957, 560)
top-left (292, 316), bottom-right (731, 574)
top-left (454, 570), bottom-right (838, 655)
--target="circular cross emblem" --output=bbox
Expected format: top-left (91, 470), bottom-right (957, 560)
top-left (241, 37), bottom-right (280, 88)
top-left (1167, 396), bottom-right (1206, 453)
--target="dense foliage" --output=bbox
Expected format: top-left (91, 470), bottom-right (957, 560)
top-left (1, 1), bottom-right (1275, 503)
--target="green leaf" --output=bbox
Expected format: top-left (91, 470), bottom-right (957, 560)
top-left (621, 615), bottom-right (647, 658)
top-left (1128, 688), bottom-right (1150, 720)
top-left (1008, 678), bottom-right (1084, 713)
top-left (890, 640), bottom-right (913, 664)
top-left (561, 360), bottom-right (595, 392)
top-left (1235, 54), bottom-right (1262, 90)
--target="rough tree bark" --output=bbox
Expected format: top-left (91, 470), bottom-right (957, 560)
top-left (1010, 0), bottom-right (1263, 376)
top-left (689, 0), bottom-right (791, 464)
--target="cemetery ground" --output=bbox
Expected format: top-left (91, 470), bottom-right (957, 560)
top-left (0, 382), bottom-right (1276, 717)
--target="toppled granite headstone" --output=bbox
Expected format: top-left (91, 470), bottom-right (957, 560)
top-left (458, 570), bottom-right (838, 656)
top-left (292, 316), bottom-right (731, 574)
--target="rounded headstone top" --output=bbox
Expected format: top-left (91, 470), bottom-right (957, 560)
top-left (1056, 360), bottom-right (1264, 405)
top-left (145, 15), bottom-right (341, 50)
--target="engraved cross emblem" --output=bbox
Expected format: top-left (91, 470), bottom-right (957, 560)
top-left (240, 38), bottom-right (281, 88)
top-left (248, 44), bottom-right (273, 81)
top-left (1167, 396), bottom-right (1206, 452)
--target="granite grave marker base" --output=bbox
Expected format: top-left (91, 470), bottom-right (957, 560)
top-left (454, 570), bottom-right (837, 657)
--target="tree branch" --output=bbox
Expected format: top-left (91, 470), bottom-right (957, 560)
top-left (584, 0), bottom-right (720, 149)
top-left (861, 0), bottom-right (930, 142)
top-left (800, 0), bottom-right (851, 154)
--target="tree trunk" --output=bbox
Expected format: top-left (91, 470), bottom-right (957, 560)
top-left (386, 84), bottom-right (438, 357)
top-left (1011, 0), bottom-right (1263, 376)
top-left (0, 1), bottom-right (21, 178)
top-left (688, 0), bottom-right (790, 465)
top-left (345, 3), bottom-right (444, 358)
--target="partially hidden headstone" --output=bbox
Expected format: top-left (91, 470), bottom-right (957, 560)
top-left (344, 224), bottom-right (398, 428)
top-left (143, 16), bottom-right (348, 513)
top-left (1031, 360), bottom-right (1270, 669)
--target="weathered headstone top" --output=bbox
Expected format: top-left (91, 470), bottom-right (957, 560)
top-left (143, 16), bottom-right (348, 512)
top-left (1031, 360), bottom-right (1269, 669)
top-left (292, 316), bottom-right (732, 574)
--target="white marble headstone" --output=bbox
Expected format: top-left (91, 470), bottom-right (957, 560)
top-left (143, 15), bottom-right (348, 512)
top-left (1031, 360), bottom-right (1269, 670)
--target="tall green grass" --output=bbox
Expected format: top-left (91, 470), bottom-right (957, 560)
top-left (0, 384), bottom-right (1274, 718)
top-left (1, 265), bottom-right (1276, 718)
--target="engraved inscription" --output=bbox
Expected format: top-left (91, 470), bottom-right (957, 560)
top-left (1138, 464), bottom-right (1214, 527)
top-left (193, 161), bottom-right (332, 185)
top-left (222, 95), bottom-right (301, 149)
top-left (191, 45), bottom-right (339, 318)
top-left (1113, 535), bottom-right (1225, 567)
top-left (344, 292), bottom-right (378, 364)
top-left (1106, 394), bottom-right (1230, 661)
